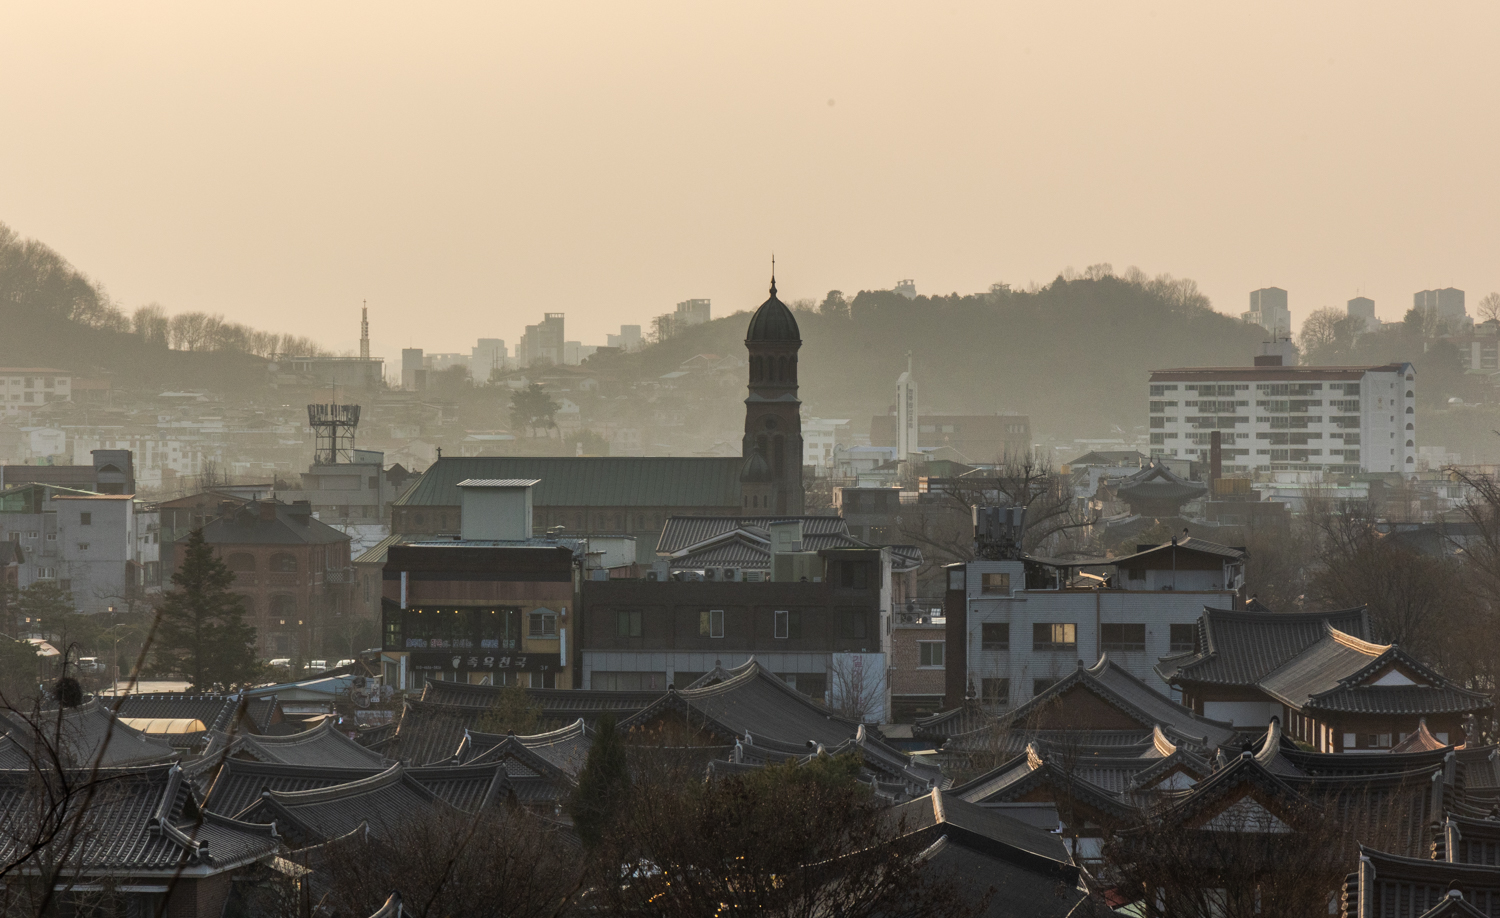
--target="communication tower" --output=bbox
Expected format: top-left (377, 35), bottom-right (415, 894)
top-left (308, 403), bottom-right (361, 465)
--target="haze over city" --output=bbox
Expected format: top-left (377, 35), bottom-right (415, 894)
top-left (9, 4), bottom-right (1500, 916)
top-left (3, 2), bottom-right (1498, 359)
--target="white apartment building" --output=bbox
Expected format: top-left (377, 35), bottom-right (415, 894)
top-left (802, 418), bottom-right (850, 476)
top-left (942, 539), bottom-right (1246, 709)
top-left (0, 368), bottom-right (71, 415)
top-left (1148, 359), bottom-right (1416, 475)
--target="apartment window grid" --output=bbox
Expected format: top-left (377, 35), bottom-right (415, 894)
top-left (1152, 371), bottom-right (1406, 474)
top-left (917, 641), bottom-right (944, 668)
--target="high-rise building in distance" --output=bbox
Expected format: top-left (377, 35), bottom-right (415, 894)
top-left (1242, 287), bottom-right (1291, 337)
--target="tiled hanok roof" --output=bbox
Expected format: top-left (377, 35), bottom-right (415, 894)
top-left (419, 678), bottom-right (658, 723)
top-left (203, 759), bottom-right (385, 816)
top-left (656, 516), bottom-right (856, 554)
top-left (936, 655), bottom-right (1238, 756)
top-left (0, 762), bottom-right (278, 875)
top-left (463, 719), bottom-right (593, 779)
top-left (616, 659), bottom-right (861, 748)
top-left (238, 762), bottom-right (505, 845)
top-left (0, 700), bottom-right (179, 769)
top-left (1155, 606), bottom-right (1372, 686)
top-left (218, 719), bottom-right (390, 769)
top-left (110, 693), bottom-right (279, 751)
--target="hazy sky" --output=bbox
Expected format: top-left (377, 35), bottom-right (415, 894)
top-left (2, 3), bottom-right (1497, 366)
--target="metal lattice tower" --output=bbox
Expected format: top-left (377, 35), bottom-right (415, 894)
top-left (360, 302), bottom-right (370, 361)
top-left (308, 403), bottom-right (361, 465)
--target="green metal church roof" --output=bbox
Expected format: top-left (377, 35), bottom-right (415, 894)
top-left (393, 456), bottom-right (744, 509)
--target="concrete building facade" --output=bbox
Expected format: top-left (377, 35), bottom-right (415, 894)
top-left (1148, 359), bottom-right (1416, 475)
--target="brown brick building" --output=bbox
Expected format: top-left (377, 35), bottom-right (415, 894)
top-left (176, 500), bottom-right (356, 661)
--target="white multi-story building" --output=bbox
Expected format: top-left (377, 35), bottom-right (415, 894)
top-left (941, 538), bottom-right (1246, 709)
top-left (1148, 358), bottom-right (1416, 475)
top-left (0, 368), bottom-right (71, 416)
top-left (802, 418), bottom-right (849, 476)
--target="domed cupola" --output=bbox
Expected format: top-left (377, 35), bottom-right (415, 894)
top-left (745, 278), bottom-right (801, 343)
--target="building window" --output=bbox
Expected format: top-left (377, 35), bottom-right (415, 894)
top-left (699, 609), bottom-right (725, 639)
top-left (981, 678), bottom-right (1009, 707)
top-left (918, 641), bottom-right (944, 667)
top-left (947, 569), bottom-right (964, 591)
top-left (980, 622), bottom-right (1009, 651)
top-left (1032, 623), bottom-right (1077, 652)
top-left (1366, 733), bottom-right (1392, 749)
top-left (839, 610), bottom-right (868, 640)
top-left (528, 610), bottom-right (557, 638)
top-left (1100, 623), bottom-right (1146, 653)
top-left (270, 553), bottom-right (298, 572)
top-left (773, 609), bottom-right (801, 639)
top-left (840, 561), bottom-right (870, 589)
top-left (616, 610), bottom-right (643, 638)
top-left (79, 513), bottom-right (91, 526)
top-left (981, 572), bottom-right (1011, 594)
top-left (1169, 624), bottom-right (1196, 653)
top-left (1033, 677), bottom-right (1056, 696)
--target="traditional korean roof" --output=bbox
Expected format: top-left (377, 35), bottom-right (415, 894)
top-left (213, 719), bottom-right (390, 769)
top-left (386, 699), bottom-right (485, 767)
top-left (107, 693), bottom-right (279, 753)
top-left (1113, 462), bottom-right (1208, 503)
top-left (656, 515), bottom-right (858, 554)
top-left (203, 759), bottom-right (385, 816)
top-left (1353, 845), bottom-right (1500, 918)
top-left (1144, 749), bottom-right (1309, 830)
top-left (893, 788), bottom-right (1075, 874)
top-left (1456, 746), bottom-right (1500, 802)
top-left (0, 762), bottom-right (278, 876)
top-left (1155, 605), bottom-right (1372, 686)
top-left (112, 693), bottom-right (279, 736)
top-left (462, 719), bottom-right (592, 778)
top-left (947, 744), bottom-right (1138, 822)
top-left (420, 678), bottom-right (657, 723)
top-left (237, 762), bottom-right (505, 845)
top-left (941, 655), bottom-right (1239, 756)
top-left (721, 723), bottom-right (944, 800)
top-left (1109, 536), bottom-right (1245, 565)
top-left (1162, 609), bottom-right (1490, 718)
top-left (616, 659), bottom-right (861, 749)
top-left (0, 700), bottom-right (179, 769)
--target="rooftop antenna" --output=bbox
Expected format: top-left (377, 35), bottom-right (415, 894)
top-left (360, 301), bottom-right (370, 361)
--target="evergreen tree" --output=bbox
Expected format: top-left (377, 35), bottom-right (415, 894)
top-left (567, 714), bottom-right (631, 848)
top-left (152, 529), bottom-right (260, 690)
top-left (474, 681), bottom-right (543, 735)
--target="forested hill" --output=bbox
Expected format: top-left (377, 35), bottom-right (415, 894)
top-left (602, 271), bottom-right (1269, 439)
top-left (0, 222), bottom-right (317, 393)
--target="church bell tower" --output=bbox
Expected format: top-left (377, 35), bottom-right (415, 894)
top-left (741, 274), bottom-right (805, 515)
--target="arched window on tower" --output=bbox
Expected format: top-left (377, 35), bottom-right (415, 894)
top-left (773, 435), bottom-right (785, 479)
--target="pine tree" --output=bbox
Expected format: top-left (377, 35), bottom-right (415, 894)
top-left (474, 681), bottom-right (543, 735)
top-left (152, 528), bottom-right (260, 690)
top-left (567, 714), bottom-right (631, 848)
